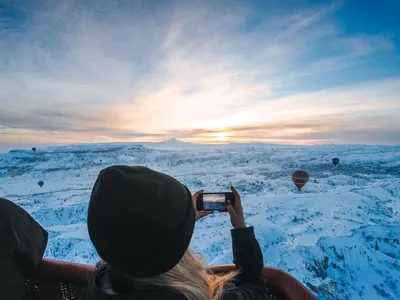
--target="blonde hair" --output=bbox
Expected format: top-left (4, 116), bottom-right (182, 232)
top-left (131, 249), bottom-right (238, 300)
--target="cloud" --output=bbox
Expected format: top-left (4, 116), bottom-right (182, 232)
top-left (0, 107), bottom-right (105, 131)
top-left (156, 78), bottom-right (400, 144)
top-left (0, 0), bottom-right (398, 146)
top-left (164, 107), bottom-right (400, 145)
top-left (273, 0), bottom-right (343, 42)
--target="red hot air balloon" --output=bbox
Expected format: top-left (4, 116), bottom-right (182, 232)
top-left (291, 170), bottom-right (309, 191)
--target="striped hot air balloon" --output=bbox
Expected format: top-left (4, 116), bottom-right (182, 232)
top-left (291, 170), bottom-right (309, 191)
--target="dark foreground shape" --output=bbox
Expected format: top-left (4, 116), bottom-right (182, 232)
top-left (25, 259), bottom-right (317, 300)
top-left (0, 198), bottom-right (48, 300)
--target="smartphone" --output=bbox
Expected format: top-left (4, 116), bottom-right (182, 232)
top-left (196, 192), bottom-right (235, 212)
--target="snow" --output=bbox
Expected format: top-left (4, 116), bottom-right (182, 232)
top-left (1, 143), bottom-right (399, 300)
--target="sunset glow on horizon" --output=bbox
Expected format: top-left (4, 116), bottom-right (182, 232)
top-left (1, 0), bottom-right (400, 151)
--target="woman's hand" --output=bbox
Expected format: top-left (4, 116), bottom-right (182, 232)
top-left (192, 190), bottom-right (213, 221)
top-left (226, 186), bottom-right (246, 229)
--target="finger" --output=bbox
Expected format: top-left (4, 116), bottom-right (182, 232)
top-left (196, 211), bottom-right (212, 221)
top-left (226, 201), bottom-right (238, 218)
top-left (230, 186), bottom-right (241, 206)
top-left (192, 190), bottom-right (204, 199)
top-left (192, 190), bottom-right (204, 207)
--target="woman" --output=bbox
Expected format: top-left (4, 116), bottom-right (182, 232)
top-left (87, 165), bottom-right (271, 300)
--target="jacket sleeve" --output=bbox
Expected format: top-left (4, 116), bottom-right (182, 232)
top-left (231, 226), bottom-right (265, 285)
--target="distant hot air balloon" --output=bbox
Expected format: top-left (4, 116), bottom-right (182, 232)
top-left (10, 173), bottom-right (15, 179)
top-left (291, 170), bottom-right (309, 191)
top-left (38, 180), bottom-right (44, 188)
top-left (100, 160), bottom-right (102, 162)
top-left (32, 147), bottom-right (37, 152)
top-left (332, 158), bottom-right (339, 166)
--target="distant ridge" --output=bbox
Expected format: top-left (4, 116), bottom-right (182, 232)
top-left (141, 138), bottom-right (204, 150)
top-left (4, 140), bottom-right (397, 153)
top-left (140, 138), bottom-right (291, 150)
top-left (5, 139), bottom-right (290, 153)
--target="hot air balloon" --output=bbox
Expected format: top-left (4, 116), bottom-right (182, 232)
top-left (332, 158), bottom-right (339, 166)
top-left (291, 170), bottom-right (309, 191)
top-left (38, 180), bottom-right (44, 188)
top-left (10, 173), bottom-right (15, 179)
top-left (32, 147), bottom-right (37, 152)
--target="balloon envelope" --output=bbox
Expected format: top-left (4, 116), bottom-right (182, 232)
top-left (332, 158), bottom-right (339, 166)
top-left (32, 147), bottom-right (37, 152)
top-left (291, 170), bottom-right (309, 191)
top-left (38, 180), bottom-right (44, 188)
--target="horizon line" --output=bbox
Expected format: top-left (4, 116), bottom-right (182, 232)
top-left (2, 139), bottom-right (399, 153)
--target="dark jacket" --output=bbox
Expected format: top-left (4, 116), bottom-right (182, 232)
top-left (88, 226), bottom-right (271, 300)
top-left (0, 198), bottom-right (48, 300)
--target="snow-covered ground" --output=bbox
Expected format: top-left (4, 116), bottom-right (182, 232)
top-left (1, 144), bottom-right (399, 300)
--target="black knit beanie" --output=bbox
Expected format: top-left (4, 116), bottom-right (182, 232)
top-left (87, 166), bottom-right (196, 277)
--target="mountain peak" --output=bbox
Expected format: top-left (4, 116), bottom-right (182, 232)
top-left (164, 138), bottom-right (184, 144)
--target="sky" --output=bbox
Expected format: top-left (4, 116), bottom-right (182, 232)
top-left (0, 0), bottom-right (400, 151)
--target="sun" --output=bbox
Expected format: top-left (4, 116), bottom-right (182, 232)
top-left (213, 132), bottom-right (230, 143)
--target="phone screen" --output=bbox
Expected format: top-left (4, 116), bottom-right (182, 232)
top-left (203, 194), bottom-right (226, 211)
